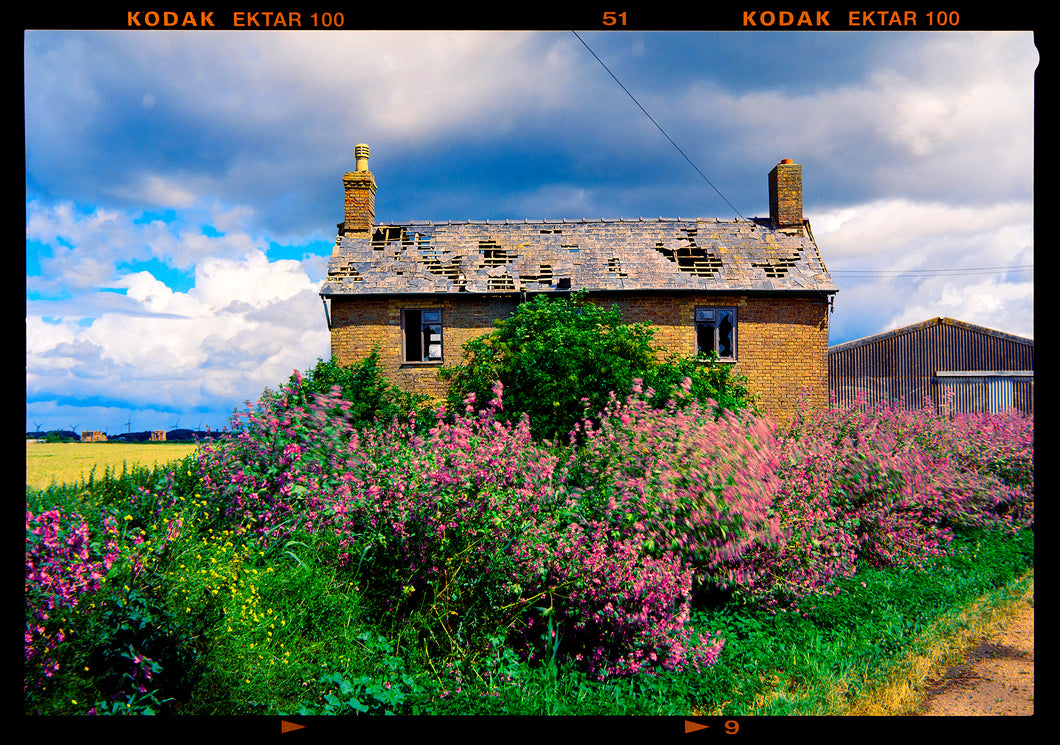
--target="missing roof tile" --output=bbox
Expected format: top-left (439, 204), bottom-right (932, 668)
top-left (653, 241), bottom-right (723, 278)
top-left (487, 274), bottom-right (516, 291)
top-left (425, 260), bottom-right (460, 282)
top-left (480, 239), bottom-right (517, 266)
top-left (752, 256), bottom-right (800, 278)
top-left (327, 262), bottom-right (363, 281)
top-left (371, 226), bottom-right (406, 249)
top-left (519, 264), bottom-right (554, 288)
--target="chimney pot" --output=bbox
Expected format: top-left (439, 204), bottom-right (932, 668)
top-left (354, 143), bottom-right (370, 172)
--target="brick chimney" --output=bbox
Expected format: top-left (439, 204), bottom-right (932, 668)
top-left (768, 159), bottom-right (803, 232)
top-left (342, 143), bottom-right (376, 238)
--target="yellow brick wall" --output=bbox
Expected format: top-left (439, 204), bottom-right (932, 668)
top-left (330, 295), bottom-right (519, 400)
top-left (330, 292), bottom-right (829, 421)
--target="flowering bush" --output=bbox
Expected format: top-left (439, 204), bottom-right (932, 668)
top-left (729, 393), bottom-right (1034, 610)
top-left (196, 376), bottom-right (722, 679)
top-left (25, 508), bottom-right (117, 691)
top-left (511, 519), bottom-right (725, 679)
top-left (567, 380), bottom-right (783, 590)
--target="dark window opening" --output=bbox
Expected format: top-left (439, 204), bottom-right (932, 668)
top-left (403, 309), bottom-right (443, 362)
top-left (695, 307), bottom-right (736, 361)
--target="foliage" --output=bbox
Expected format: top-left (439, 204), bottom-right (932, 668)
top-left (565, 379), bottom-right (782, 591)
top-left (439, 291), bottom-right (755, 441)
top-left (26, 362), bottom-right (1033, 716)
top-left (194, 376), bottom-right (721, 679)
top-left (284, 350), bottom-right (434, 430)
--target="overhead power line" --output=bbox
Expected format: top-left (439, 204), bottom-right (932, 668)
top-left (830, 265), bottom-right (1033, 278)
top-left (572, 33), bottom-right (1032, 284)
top-left (571, 31), bottom-right (748, 221)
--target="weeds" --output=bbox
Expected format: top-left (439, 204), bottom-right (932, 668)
top-left (26, 366), bottom-right (1033, 716)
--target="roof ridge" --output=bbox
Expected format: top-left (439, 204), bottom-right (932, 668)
top-left (379, 216), bottom-right (760, 226)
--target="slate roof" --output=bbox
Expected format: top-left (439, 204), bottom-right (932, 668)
top-left (320, 216), bottom-right (837, 297)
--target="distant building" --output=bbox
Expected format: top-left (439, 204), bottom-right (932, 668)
top-left (320, 146), bottom-right (839, 422)
top-left (829, 317), bottom-right (1033, 416)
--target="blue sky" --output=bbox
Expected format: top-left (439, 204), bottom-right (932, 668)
top-left (25, 29), bottom-right (1036, 434)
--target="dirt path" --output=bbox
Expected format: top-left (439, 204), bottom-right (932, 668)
top-left (912, 590), bottom-right (1034, 715)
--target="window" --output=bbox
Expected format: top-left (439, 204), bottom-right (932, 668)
top-left (402, 308), bottom-right (444, 363)
top-left (695, 307), bottom-right (736, 361)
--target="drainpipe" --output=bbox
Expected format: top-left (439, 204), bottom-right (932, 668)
top-left (321, 296), bottom-right (332, 330)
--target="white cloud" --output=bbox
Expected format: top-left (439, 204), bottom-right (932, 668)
top-left (190, 250), bottom-right (317, 310)
top-left (885, 278), bottom-right (1034, 339)
top-left (813, 195), bottom-right (1033, 345)
top-left (669, 32), bottom-right (1035, 205)
top-left (811, 198), bottom-right (1033, 265)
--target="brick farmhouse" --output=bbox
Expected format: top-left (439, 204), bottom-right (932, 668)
top-left (319, 146), bottom-right (838, 422)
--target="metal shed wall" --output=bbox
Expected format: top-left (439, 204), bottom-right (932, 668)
top-left (828, 318), bottom-right (1034, 416)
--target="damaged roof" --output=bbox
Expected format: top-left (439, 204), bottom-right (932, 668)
top-left (320, 216), bottom-right (838, 297)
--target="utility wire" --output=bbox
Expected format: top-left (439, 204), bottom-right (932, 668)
top-left (830, 265), bottom-right (1033, 278)
top-left (572, 32), bottom-right (1032, 284)
top-left (572, 30), bottom-right (748, 222)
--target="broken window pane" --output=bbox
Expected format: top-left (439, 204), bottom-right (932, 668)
top-left (718, 310), bottom-right (734, 358)
top-left (403, 309), bottom-right (443, 362)
top-left (696, 322), bottom-right (715, 355)
top-left (695, 306), bottom-right (736, 360)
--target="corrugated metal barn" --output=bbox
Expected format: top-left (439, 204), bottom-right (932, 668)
top-left (829, 317), bottom-right (1034, 416)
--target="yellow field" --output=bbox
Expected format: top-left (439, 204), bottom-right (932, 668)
top-left (26, 442), bottom-right (201, 491)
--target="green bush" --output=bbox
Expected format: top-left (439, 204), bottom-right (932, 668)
top-left (439, 291), bottom-right (756, 441)
top-left (285, 349), bottom-right (433, 430)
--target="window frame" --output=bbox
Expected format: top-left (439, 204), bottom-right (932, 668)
top-left (694, 306), bottom-right (737, 362)
top-left (401, 307), bottom-right (444, 364)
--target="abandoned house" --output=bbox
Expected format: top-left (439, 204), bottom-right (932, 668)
top-left (319, 145), bottom-right (838, 422)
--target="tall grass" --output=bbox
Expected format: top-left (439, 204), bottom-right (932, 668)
top-left (25, 381), bottom-right (1032, 716)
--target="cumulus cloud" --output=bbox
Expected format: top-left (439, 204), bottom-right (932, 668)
top-left (814, 197), bottom-right (1033, 344)
top-left (26, 202), bottom-right (331, 425)
top-left (24, 30), bottom-right (1035, 431)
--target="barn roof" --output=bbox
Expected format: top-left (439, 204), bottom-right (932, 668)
top-left (319, 216), bottom-right (838, 297)
top-left (830, 317), bottom-right (1034, 354)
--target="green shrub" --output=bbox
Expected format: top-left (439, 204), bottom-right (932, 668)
top-left (440, 291), bottom-right (756, 441)
top-left (285, 349), bottom-right (433, 430)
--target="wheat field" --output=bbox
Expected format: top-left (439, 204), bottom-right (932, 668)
top-left (25, 442), bottom-right (201, 491)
